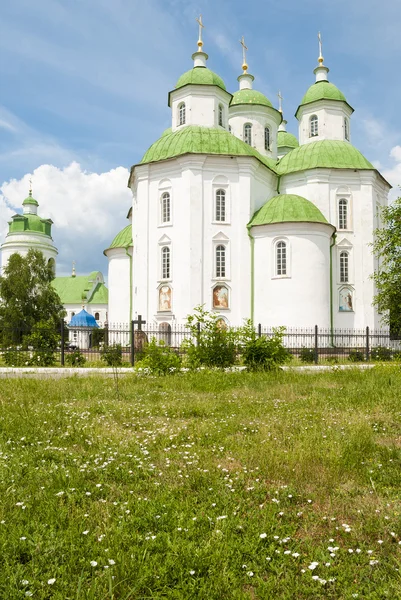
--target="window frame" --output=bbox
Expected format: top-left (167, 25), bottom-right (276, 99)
top-left (264, 126), bottom-right (271, 151)
top-left (218, 104), bottom-right (224, 127)
top-left (344, 117), bottom-right (349, 141)
top-left (215, 189), bottom-right (226, 222)
top-left (215, 244), bottom-right (226, 279)
top-left (338, 198), bottom-right (348, 230)
top-left (272, 238), bottom-right (290, 279)
top-left (244, 123), bottom-right (252, 146)
top-left (161, 246), bottom-right (171, 280)
top-left (161, 191), bottom-right (171, 225)
top-left (339, 250), bottom-right (349, 283)
top-left (309, 114), bottom-right (318, 137)
top-left (178, 102), bottom-right (186, 126)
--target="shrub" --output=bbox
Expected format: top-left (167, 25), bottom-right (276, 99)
top-left (240, 321), bottom-right (291, 371)
top-left (371, 346), bottom-right (393, 361)
top-left (135, 338), bottom-right (181, 375)
top-left (3, 347), bottom-right (27, 367)
top-left (23, 320), bottom-right (60, 366)
top-left (65, 349), bottom-right (86, 367)
top-left (184, 306), bottom-right (238, 369)
top-left (348, 349), bottom-right (365, 362)
top-left (299, 347), bottom-right (315, 364)
top-left (100, 344), bottom-right (123, 367)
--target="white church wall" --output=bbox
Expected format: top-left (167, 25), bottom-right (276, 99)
top-left (1, 232), bottom-right (58, 275)
top-left (252, 222), bottom-right (333, 328)
top-left (298, 101), bottom-right (353, 146)
top-left (107, 248), bottom-right (132, 325)
top-left (228, 106), bottom-right (280, 159)
top-left (170, 86), bottom-right (231, 131)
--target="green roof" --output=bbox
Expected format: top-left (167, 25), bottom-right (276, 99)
top-left (22, 196), bottom-right (39, 207)
top-left (175, 67), bottom-right (226, 91)
top-left (139, 126), bottom-right (277, 172)
top-left (8, 213), bottom-right (53, 237)
top-left (277, 130), bottom-right (299, 149)
top-left (248, 194), bottom-right (329, 227)
top-left (296, 80), bottom-right (353, 117)
top-left (52, 272), bottom-right (108, 305)
top-left (104, 225), bottom-right (132, 254)
top-left (230, 89), bottom-right (273, 109)
top-left (277, 140), bottom-right (374, 175)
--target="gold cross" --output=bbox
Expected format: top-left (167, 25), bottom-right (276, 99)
top-left (318, 31), bottom-right (324, 64)
top-left (29, 177), bottom-right (33, 197)
top-left (196, 15), bottom-right (204, 49)
top-left (240, 36), bottom-right (248, 72)
top-left (277, 90), bottom-right (283, 113)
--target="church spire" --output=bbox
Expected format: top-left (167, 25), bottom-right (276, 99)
top-left (314, 31), bottom-right (329, 82)
top-left (22, 177), bottom-right (39, 215)
top-left (192, 15), bottom-right (208, 67)
top-left (277, 91), bottom-right (287, 132)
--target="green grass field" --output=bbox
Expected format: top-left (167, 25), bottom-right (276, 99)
top-left (1, 368), bottom-right (401, 599)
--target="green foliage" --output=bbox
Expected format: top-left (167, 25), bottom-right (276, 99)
top-left (299, 346), bottom-right (315, 363)
top-left (135, 338), bottom-right (181, 375)
top-left (23, 320), bottom-right (60, 366)
top-left (0, 250), bottom-right (65, 345)
top-left (348, 349), bottom-right (365, 362)
top-left (184, 305), bottom-right (238, 369)
top-left (100, 344), bottom-right (122, 367)
top-left (371, 345), bottom-right (393, 361)
top-left (372, 197), bottom-right (401, 329)
top-left (2, 347), bottom-right (26, 367)
top-left (240, 321), bottom-right (291, 371)
top-left (91, 327), bottom-right (105, 348)
top-left (65, 349), bottom-right (86, 367)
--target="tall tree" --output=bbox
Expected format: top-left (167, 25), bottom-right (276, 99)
top-left (372, 197), bottom-right (401, 332)
top-left (0, 250), bottom-right (65, 335)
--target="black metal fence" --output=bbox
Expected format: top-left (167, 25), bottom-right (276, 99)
top-left (0, 318), bottom-right (400, 368)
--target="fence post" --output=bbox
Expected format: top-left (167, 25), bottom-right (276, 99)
top-left (314, 325), bottom-right (319, 365)
top-left (104, 323), bottom-right (109, 347)
top-left (365, 326), bottom-right (370, 362)
top-left (258, 323), bottom-right (262, 337)
top-left (60, 318), bottom-right (65, 366)
top-left (130, 320), bottom-right (135, 366)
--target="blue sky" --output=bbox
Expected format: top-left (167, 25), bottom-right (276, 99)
top-left (1, 0), bottom-right (401, 277)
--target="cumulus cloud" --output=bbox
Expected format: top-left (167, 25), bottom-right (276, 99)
top-left (382, 146), bottom-right (401, 202)
top-left (0, 163), bottom-right (132, 277)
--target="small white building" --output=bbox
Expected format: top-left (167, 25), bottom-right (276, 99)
top-left (52, 269), bottom-right (108, 326)
top-left (68, 308), bottom-right (99, 349)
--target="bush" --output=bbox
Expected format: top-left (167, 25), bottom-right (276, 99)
top-left (23, 320), bottom-right (60, 366)
top-left (299, 347), bottom-right (315, 364)
top-left (135, 338), bottom-right (181, 375)
top-left (100, 344), bottom-right (123, 367)
top-left (184, 306), bottom-right (238, 369)
top-left (240, 321), bottom-right (291, 371)
top-left (371, 346), bottom-right (393, 361)
top-left (348, 349), bottom-right (365, 362)
top-left (65, 349), bottom-right (86, 367)
top-left (3, 347), bottom-right (27, 367)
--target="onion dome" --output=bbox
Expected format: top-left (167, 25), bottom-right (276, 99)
top-left (69, 308), bottom-right (99, 328)
top-left (277, 130), bottom-right (299, 151)
top-left (248, 194), bottom-right (330, 227)
top-left (277, 140), bottom-right (373, 175)
top-left (175, 67), bottom-right (226, 91)
top-left (230, 89), bottom-right (273, 109)
top-left (295, 80), bottom-right (352, 118)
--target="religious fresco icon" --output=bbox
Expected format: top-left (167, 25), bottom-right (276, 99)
top-left (213, 285), bottom-right (229, 309)
top-left (339, 288), bottom-right (353, 312)
top-left (159, 285), bottom-right (172, 311)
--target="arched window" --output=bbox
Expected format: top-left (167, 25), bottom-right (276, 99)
top-left (215, 189), bottom-right (226, 222)
top-left (161, 192), bottom-right (171, 223)
top-left (178, 103), bottom-right (186, 126)
top-left (161, 246), bottom-right (170, 279)
top-left (218, 104), bottom-right (224, 127)
top-left (94, 312), bottom-right (100, 320)
top-left (344, 117), bottom-right (349, 141)
top-left (340, 251), bottom-right (349, 283)
top-left (216, 245), bottom-right (226, 278)
top-left (310, 115), bottom-right (318, 137)
top-left (264, 127), bottom-right (270, 151)
top-left (338, 199), bottom-right (348, 230)
top-left (244, 123), bottom-right (252, 145)
top-left (276, 241), bottom-right (287, 276)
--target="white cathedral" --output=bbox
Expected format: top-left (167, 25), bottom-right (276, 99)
top-left (1, 30), bottom-right (391, 332)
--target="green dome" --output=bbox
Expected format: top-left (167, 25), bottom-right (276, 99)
top-left (230, 89), bottom-right (273, 109)
top-left (296, 80), bottom-right (352, 117)
top-left (22, 195), bottom-right (39, 207)
top-left (248, 194), bottom-right (329, 227)
top-left (277, 140), bottom-right (374, 175)
top-left (175, 67), bottom-right (226, 91)
top-left (277, 130), bottom-right (299, 149)
top-left (104, 225), bottom-right (132, 253)
top-left (8, 213), bottom-right (52, 237)
top-left (139, 126), bottom-right (277, 172)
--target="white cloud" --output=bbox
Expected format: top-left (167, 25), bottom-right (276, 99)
top-left (382, 146), bottom-right (401, 202)
top-left (0, 163), bottom-right (132, 277)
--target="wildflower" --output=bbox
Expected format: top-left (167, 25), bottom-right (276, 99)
top-left (247, 571), bottom-right (254, 577)
top-left (292, 553), bottom-right (300, 558)
top-left (259, 533), bottom-right (267, 539)
top-left (83, 530), bottom-right (89, 535)
top-left (189, 570), bottom-right (195, 575)
top-left (370, 559), bottom-right (379, 566)
top-left (20, 536), bottom-right (26, 541)
top-left (21, 580), bottom-right (29, 586)
top-left (25, 592), bottom-right (33, 597)
top-left (377, 540), bottom-right (384, 544)
top-left (308, 562), bottom-right (319, 570)
top-left (90, 561), bottom-right (98, 567)
top-left (48, 579), bottom-right (56, 585)
top-left (108, 559), bottom-right (115, 565)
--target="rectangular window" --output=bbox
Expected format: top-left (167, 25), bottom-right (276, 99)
top-left (276, 242), bottom-right (287, 276)
top-left (216, 245), bottom-right (226, 278)
top-left (162, 247), bottom-right (170, 279)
